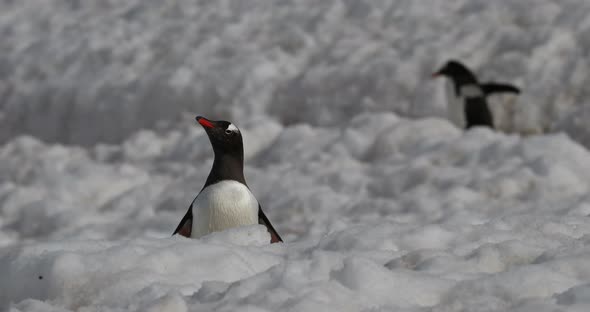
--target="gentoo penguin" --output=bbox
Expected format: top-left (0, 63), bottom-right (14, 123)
top-left (173, 116), bottom-right (282, 243)
top-left (432, 60), bottom-right (520, 129)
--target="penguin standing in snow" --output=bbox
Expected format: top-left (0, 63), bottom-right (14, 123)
top-left (173, 116), bottom-right (282, 243)
top-left (432, 60), bottom-right (520, 129)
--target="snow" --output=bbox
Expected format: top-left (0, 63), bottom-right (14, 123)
top-left (2, 0), bottom-right (590, 145)
top-left (3, 115), bottom-right (590, 311)
top-left (2, 0), bottom-right (590, 311)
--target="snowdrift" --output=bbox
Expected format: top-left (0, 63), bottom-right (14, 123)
top-left (2, 0), bottom-right (590, 145)
top-left (3, 0), bottom-right (590, 311)
top-left (2, 114), bottom-right (590, 311)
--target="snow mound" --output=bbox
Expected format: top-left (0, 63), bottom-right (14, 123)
top-left (2, 1), bottom-right (590, 146)
top-left (1, 226), bottom-right (280, 311)
top-left (2, 113), bottom-right (590, 310)
top-left (3, 1), bottom-right (590, 310)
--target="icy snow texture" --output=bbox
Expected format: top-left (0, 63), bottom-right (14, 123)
top-left (2, 0), bottom-right (590, 145)
top-left (3, 0), bottom-right (590, 311)
top-left (3, 115), bottom-right (590, 311)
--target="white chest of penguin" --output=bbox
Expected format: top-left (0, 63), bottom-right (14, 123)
top-left (445, 81), bottom-right (466, 128)
top-left (445, 82), bottom-right (485, 129)
top-left (191, 180), bottom-right (259, 238)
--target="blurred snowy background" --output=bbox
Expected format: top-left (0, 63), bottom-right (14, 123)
top-left (3, 0), bottom-right (590, 311)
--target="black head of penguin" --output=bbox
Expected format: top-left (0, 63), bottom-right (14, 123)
top-left (196, 116), bottom-right (244, 160)
top-left (196, 116), bottom-right (246, 186)
top-left (196, 116), bottom-right (243, 157)
top-left (432, 60), bottom-right (478, 87)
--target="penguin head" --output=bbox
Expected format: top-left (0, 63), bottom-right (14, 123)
top-left (196, 116), bottom-right (243, 157)
top-left (432, 60), bottom-right (477, 84)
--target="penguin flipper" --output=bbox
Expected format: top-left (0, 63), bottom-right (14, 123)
top-left (258, 205), bottom-right (283, 243)
top-left (173, 206), bottom-right (193, 237)
top-left (481, 83), bottom-right (520, 96)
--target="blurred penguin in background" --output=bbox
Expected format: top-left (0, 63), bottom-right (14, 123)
top-left (433, 60), bottom-right (520, 130)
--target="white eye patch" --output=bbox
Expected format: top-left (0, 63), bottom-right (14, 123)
top-left (226, 123), bottom-right (239, 132)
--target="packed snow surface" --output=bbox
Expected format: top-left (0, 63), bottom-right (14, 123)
top-left (2, 0), bottom-right (590, 311)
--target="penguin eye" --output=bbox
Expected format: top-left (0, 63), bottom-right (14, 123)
top-left (224, 123), bottom-right (238, 135)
